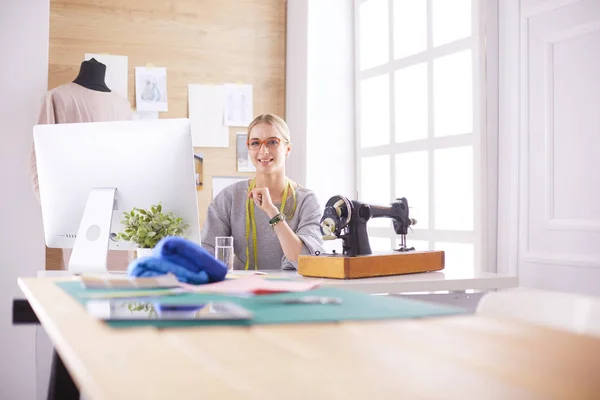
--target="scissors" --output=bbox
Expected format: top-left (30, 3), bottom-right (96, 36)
top-left (280, 296), bottom-right (343, 305)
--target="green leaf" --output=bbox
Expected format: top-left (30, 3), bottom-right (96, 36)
top-left (115, 203), bottom-right (190, 247)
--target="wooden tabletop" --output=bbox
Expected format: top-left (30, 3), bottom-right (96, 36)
top-left (37, 269), bottom-right (520, 294)
top-left (18, 277), bottom-right (600, 400)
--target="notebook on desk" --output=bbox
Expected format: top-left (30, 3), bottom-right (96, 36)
top-left (78, 273), bottom-right (181, 289)
top-left (38, 270), bottom-right (181, 289)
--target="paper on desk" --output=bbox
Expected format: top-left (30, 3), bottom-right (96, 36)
top-left (84, 54), bottom-right (128, 99)
top-left (79, 273), bottom-right (180, 290)
top-left (188, 84), bottom-right (228, 147)
top-left (224, 83), bottom-right (253, 127)
top-left (179, 275), bottom-right (321, 296)
top-left (78, 288), bottom-right (185, 300)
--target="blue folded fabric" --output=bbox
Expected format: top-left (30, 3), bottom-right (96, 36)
top-left (127, 256), bottom-right (209, 285)
top-left (152, 236), bottom-right (228, 283)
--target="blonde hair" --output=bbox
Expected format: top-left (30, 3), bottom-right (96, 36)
top-left (247, 114), bottom-right (291, 144)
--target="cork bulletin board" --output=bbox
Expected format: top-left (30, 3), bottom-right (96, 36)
top-left (45, 0), bottom-right (286, 269)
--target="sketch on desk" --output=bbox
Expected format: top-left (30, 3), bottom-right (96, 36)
top-left (135, 66), bottom-right (168, 112)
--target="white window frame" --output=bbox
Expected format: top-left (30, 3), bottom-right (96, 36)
top-left (353, 0), bottom-right (498, 273)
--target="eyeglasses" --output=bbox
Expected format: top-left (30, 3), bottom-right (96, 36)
top-left (246, 137), bottom-right (287, 150)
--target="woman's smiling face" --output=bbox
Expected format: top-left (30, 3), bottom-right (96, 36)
top-left (247, 122), bottom-right (290, 173)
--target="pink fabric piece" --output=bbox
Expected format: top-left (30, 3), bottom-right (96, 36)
top-left (179, 275), bottom-right (322, 295)
top-left (30, 82), bottom-right (133, 270)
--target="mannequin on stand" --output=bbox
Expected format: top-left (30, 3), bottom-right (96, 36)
top-left (72, 58), bottom-right (111, 92)
top-left (30, 57), bottom-right (133, 271)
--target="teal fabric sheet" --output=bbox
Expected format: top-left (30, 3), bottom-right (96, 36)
top-left (56, 281), bottom-right (466, 328)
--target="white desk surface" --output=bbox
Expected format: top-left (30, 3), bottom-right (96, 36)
top-left (39, 269), bottom-right (518, 294)
top-left (264, 270), bottom-right (518, 294)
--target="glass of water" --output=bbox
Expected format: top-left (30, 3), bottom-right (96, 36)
top-left (215, 236), bottom-right (234, 271)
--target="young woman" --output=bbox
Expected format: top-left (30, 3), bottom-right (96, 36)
top-left (201, 114), bottom-right (325, 270)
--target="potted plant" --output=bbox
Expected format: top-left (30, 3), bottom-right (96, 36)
top-left (116, 202), bottom-right (190, 258)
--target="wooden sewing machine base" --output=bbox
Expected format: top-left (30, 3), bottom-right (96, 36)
top-left (297, 250), bottom-right (445, 279)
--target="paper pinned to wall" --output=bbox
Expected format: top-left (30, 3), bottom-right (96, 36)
top-left (194, 153), bottom-right (204, 189)
top-left (84, 53), bottom-right (128, 99)
top-left (131, 110), bottom-right (159, 120)
top-left (135, 66), bottom-right (168, 112)
top-left (188, 84), bottom-right (228, 147)
top-left (212, 176), bottom-right (247, 199)
top-left (224, 83), bottom-right (253, 127)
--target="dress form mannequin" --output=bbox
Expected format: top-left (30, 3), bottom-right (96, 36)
top-left (31, 58), bottom-right (132, 271)
top-left (72, 58), bottom-right (111, 92)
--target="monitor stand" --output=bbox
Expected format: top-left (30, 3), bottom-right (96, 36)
top-left (68, 188), bottom-right (116, 275)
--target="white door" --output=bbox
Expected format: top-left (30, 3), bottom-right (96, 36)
top-left (500, 0), bottom-right (600, 295)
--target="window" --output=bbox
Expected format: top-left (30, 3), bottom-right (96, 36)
top-left (355, 0), bottom-right (484, 273)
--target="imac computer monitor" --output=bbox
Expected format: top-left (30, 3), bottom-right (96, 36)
top-left (33, 118), bottom-right (200, 274)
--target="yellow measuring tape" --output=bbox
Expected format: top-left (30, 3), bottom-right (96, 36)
top-left (245, 178), bottom-right (297, 270)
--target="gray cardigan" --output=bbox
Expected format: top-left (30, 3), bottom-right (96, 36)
top-left (200, 180), bottom-right (325, 270)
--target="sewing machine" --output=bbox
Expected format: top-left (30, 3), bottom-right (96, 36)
top-left (297, 195), bottom-right (445, 279)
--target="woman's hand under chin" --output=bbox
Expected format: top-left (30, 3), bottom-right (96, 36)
top-left (248, 187), bottom-right (279, 218)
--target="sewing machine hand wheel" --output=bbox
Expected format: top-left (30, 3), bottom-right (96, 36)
top-left (320, 195), bottom-right (352, 240)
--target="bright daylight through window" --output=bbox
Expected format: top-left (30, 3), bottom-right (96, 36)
top-left (356, 0), bottom-right (482, 273)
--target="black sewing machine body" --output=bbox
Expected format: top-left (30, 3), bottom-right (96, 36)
top-left (298, 196), bottom-right (444, 279)
top-left (319, 195), bottom-right (417, 257)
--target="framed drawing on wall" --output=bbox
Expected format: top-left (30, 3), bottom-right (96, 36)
top-left (194, 153), bottom-right (204, 190)
top-left (236, 132), bottom-right (255, 172)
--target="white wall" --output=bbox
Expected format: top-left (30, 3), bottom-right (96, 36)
top-left (0, 1), bottom-right (50, 399)
top-left (305, 0), bottom-right (355, 207)
top-left (498, 0), bottom-right (600, 296)
top-left (286, 0), bottom-right (356, 202)
top-left (285, 0), bottom-right (309, 187)
top-left (286, 0), bottom-right (356, 253)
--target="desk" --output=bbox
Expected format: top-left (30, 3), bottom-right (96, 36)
top-left (272, 270), bottom-right (518, 294)
top-left (37, 269), bottom-right (518, 294)
top-left (242, 270), bottom-right (518, 311)
top-left (36, 269), bottom-right (519, 312)
top-left (18, 276), bottom-right (600, 399)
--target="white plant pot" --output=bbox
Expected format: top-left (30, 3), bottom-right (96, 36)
top-left (136, 248), bottom-right (154, 258)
